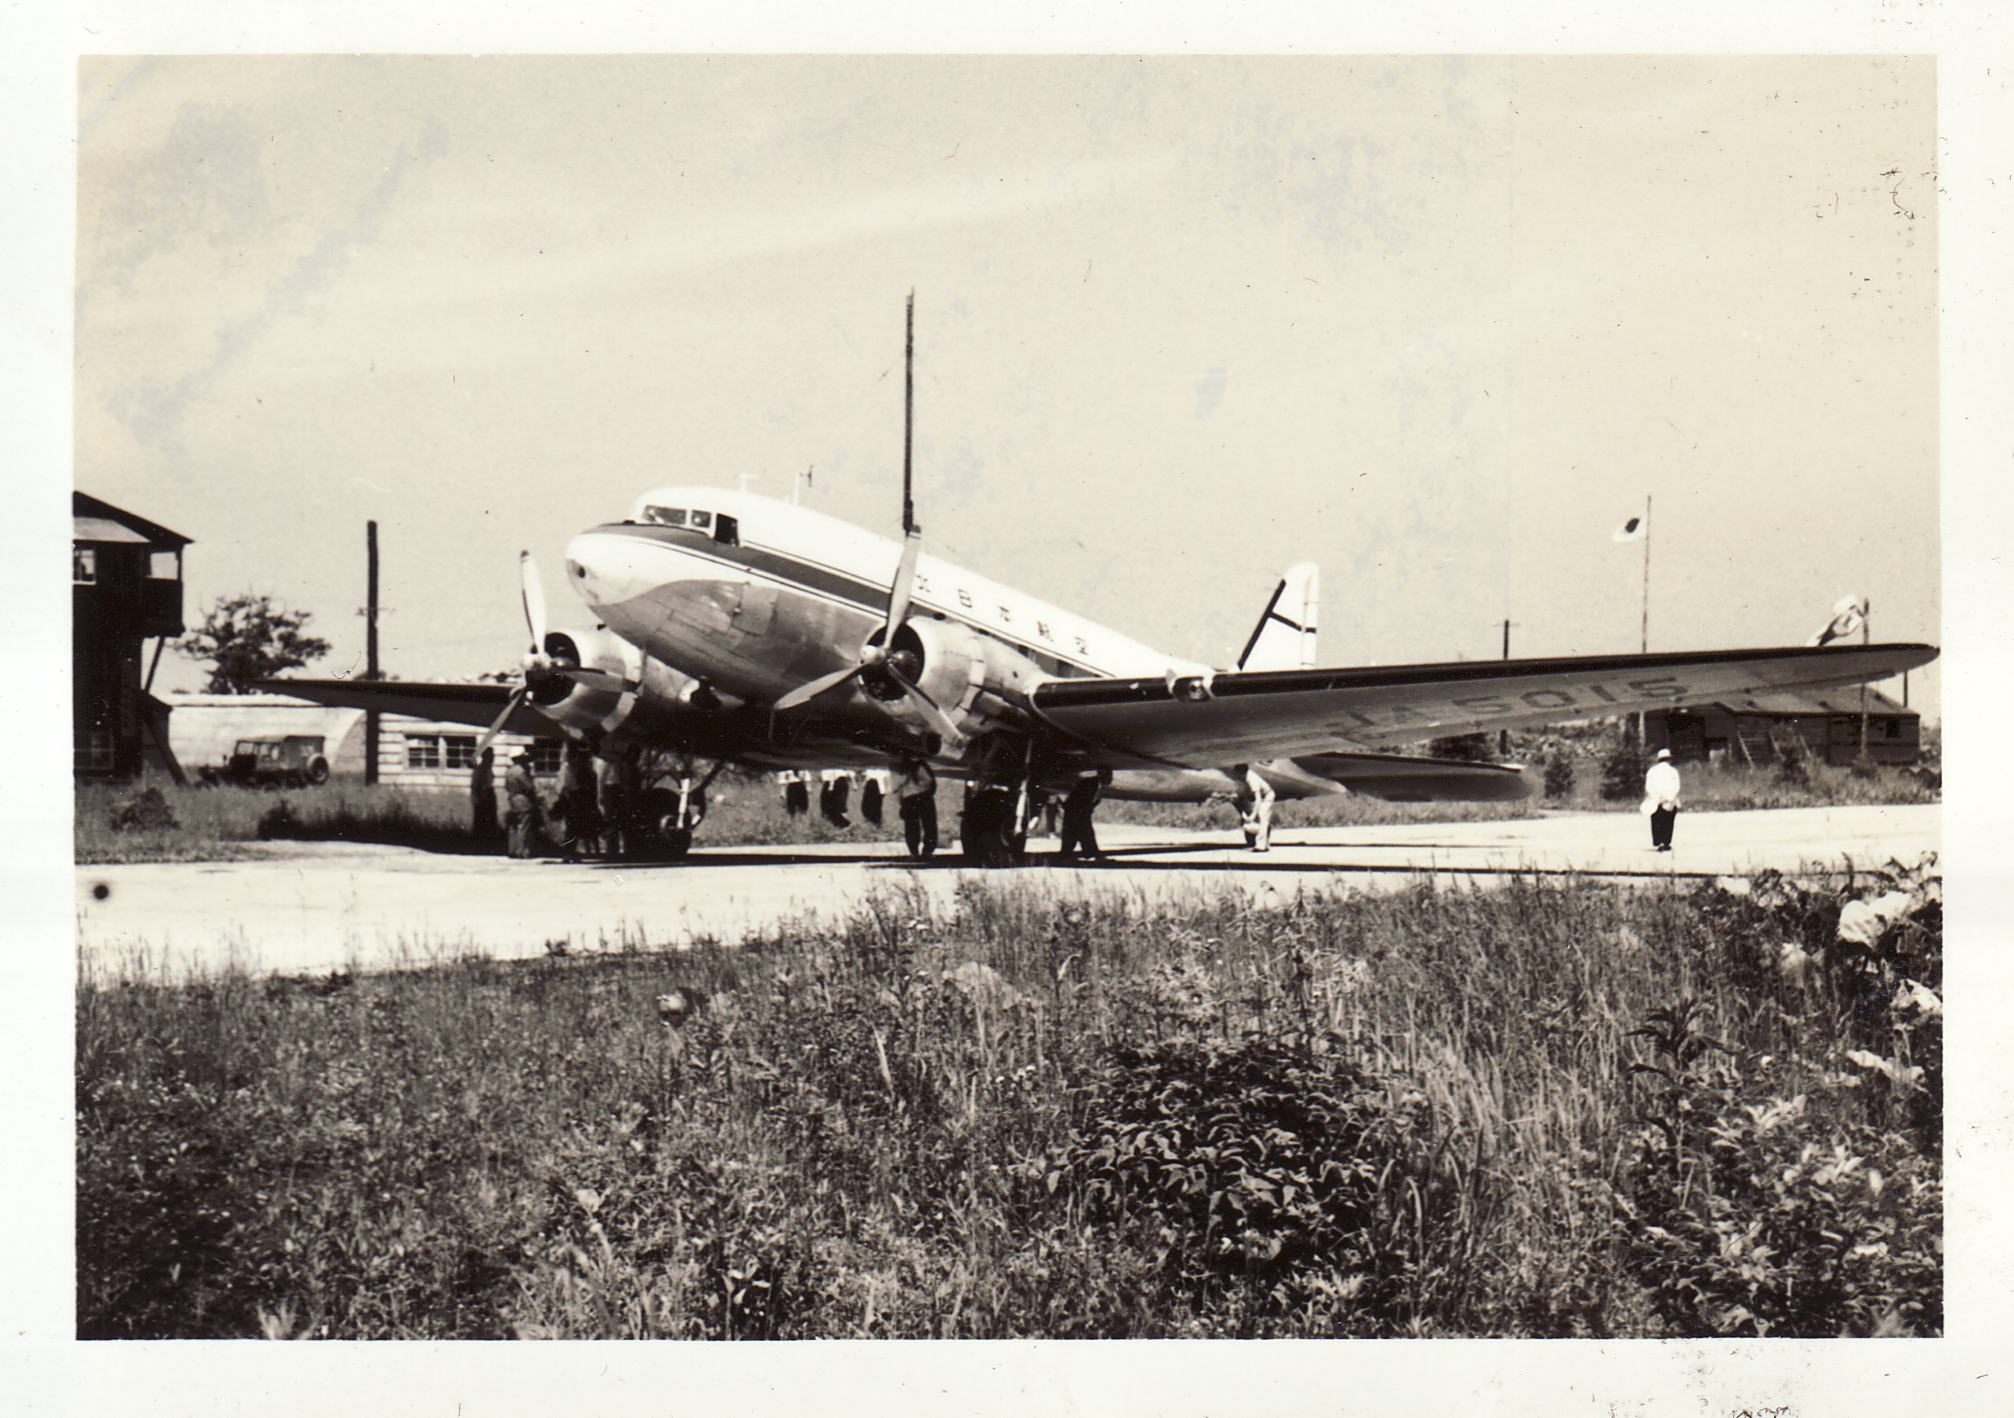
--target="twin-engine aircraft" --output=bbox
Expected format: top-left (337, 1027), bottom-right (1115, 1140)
top-left (265, 478), bottom-right (1936, 864)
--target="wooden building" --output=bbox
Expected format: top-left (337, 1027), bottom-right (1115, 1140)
top-left (73, 492), bottom-right (192, 781)
top-left (1649, 686), bottom-right (1920, 767)
top-left (166, 693), bottom-right (565, 788)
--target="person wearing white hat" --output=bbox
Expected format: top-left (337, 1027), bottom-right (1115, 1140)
top-left (1642, 747), bottom-right (1682, 852)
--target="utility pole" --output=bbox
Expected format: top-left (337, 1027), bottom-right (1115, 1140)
top-left (365, 520), bottom-right (381, 787)
top-left (1636, 493), bottom-right (1651, 745)
top-left (1858, 606), bottom-right (1871, 764)
top-left (1500, 619), bottom-right (1513, 756)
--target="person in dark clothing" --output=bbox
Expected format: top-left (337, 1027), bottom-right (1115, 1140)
top-left (504, 750), bottom-right (545, 859)
top-left (1058, 768), bottom-right (1109, 862)
top-left (819, 770), bottom-right (853, 828)
top-left (778, 770), bottom-right (810, 818)
top-left (895, 756), bottom-right (938, 860)
top-left (470, 746), bottom-right (499, 844)
top-left (558, 746), bottom-right (603, 859)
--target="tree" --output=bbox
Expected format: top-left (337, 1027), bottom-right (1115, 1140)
top-left (177, 593), bottom-right (332, 694)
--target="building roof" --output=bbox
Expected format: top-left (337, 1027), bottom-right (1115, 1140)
top-left (1683, 686), bottom-right (1914, 718)
top-left (73, 491), bottom-right (193, 548)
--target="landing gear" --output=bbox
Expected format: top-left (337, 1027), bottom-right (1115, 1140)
top-left (636, 751), bottom-right (724, 861)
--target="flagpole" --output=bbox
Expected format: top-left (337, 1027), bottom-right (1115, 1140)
top-left (1639, 493), bottom-right (1651, 655)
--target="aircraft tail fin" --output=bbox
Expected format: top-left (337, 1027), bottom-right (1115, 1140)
top-left (1235, 563), bottom-right (1319, 670)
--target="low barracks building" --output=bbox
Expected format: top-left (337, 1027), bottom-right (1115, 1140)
top-left (165, 693), bottom-right (565, 789)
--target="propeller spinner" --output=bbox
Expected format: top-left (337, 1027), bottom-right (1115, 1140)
top-left (476, 552), bottom-right (624, 753)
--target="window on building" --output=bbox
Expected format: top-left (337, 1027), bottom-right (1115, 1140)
top-left (148, 549), bottom-right (180, 580)
top-left (529, 739), bottom-right (564, 774)
top-left (73, 547), bottom-right (97, 584)
top-left (407, 735), bottom-right (442, 769)
top-left (444, 735), bottom-right (478, 769)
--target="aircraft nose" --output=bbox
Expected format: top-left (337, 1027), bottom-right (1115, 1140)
top-left (563, 530), bottom-right (626, 608)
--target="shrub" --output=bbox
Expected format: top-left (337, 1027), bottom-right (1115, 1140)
top-left (1613, 983), bottom-right (1941, 1337)
top-left (1019, 1035), bottom-right (1439, 1335)
top-left (1599, 742), bottom-right (1644, 802)
top-left (108, 787), bottom-right (178, 833)
top-left (1542, 752), bottom-right (1575, 801)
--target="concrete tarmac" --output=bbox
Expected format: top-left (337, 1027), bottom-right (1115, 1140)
top-left (75, 803), bottom-right (1938, 979)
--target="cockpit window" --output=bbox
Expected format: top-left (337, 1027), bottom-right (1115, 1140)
top-left (643, 505), bottom-right (688, 527)
top-left (713, 514), bottom-right (739, 547)
top-left (690, 510), bottom-right (713, 532)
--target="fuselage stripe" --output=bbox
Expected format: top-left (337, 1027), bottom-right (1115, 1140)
top-left (590, 522), bottom-right (1108, 677)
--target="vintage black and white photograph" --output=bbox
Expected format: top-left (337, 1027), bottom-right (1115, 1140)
top-left (26, 4), bottom-right (2007, 1404)
top-left (64, 47), bottom-right (1952, 1348)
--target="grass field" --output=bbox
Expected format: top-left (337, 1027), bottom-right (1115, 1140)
top-left (77, 856), bottom-right (1940, 1339)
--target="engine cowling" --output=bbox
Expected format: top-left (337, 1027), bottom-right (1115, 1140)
top-left (527, 627), bottom-right (652, 740)
top-left (859, 615), bottom-right (1045, 742)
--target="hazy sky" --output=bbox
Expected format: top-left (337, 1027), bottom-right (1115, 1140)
top-left (75, 54), bottom-right (1939, 709)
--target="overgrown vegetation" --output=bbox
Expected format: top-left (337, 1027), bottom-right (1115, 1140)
top-left (78, 859), bottom-right (1940, 1339)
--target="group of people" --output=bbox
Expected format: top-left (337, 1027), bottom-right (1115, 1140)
top-left (470, 744), bottom-right (629, 860)
top-left (475, 743), bottom-right (1686, 863)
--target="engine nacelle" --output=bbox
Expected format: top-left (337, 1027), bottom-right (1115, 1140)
top-left (529, 627), bottom-right (655, 741)
top-left (861, 615), bottom-right (1046, 742)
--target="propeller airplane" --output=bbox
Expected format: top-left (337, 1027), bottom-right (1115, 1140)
top-left (263, 300), bottom-right (1938, 864)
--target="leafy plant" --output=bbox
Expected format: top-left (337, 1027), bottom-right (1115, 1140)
top-left (1020, 1034), bottom-right (1437, 1335)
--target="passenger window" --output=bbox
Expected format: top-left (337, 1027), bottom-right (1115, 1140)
top-left (714, 514), bottom-right (739, 546)
top-left (691, 510), bottom-right (713, 531)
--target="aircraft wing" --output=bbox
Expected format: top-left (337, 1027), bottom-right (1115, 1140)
top-left (251, 678), bottom-right (553, 737)
top-left (1029, 643), bottom-right (1937, 769)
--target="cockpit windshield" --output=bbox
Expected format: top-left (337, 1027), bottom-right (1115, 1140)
top-left (639, 503), bottom-right (739, 547)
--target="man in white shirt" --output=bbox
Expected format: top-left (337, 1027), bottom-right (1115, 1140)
top-left (1643, 747), bottom-right (1682, 852)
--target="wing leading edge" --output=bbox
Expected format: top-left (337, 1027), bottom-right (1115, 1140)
top-left (1029, 643), bottom-right (1937, 770)
top-left (249, 678), bottom-right (554, 738)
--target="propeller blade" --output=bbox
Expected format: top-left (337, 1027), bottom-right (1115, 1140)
top-left (889, 669), bottom-right (964, 748)
top-left (518, 551), bottom-right (548, 653)
top-left (773, 663), bottom-right (864, 713)
top-left (556, 665), bottom-right (626, 692)
top-left (476, 683), bottom-right (531, 755)
top-left (884, 529), bottom-right (923, 637)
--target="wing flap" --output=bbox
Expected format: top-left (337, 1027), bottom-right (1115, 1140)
top-left (1031, 643), bottom-right (1936, 768)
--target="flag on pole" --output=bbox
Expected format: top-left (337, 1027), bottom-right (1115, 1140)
top-left (1807, 594), bottom-right (1869, 647)
top-left (1612, 512), bottom-right (1648, 543)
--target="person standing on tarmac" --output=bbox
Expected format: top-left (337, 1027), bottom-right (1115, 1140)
top-left (504, 749), bottom-right (545, 859)
top-left (895, 756), bottom-right (938, 860)
top-left (1643, 747), bottom-right (1682, 852)
top-left (1233, 764), bottom-right (1276, 853)
top-left (470, 746), bottom-right (499, 844)
top-left (1058, 767), bottom-right (1110, 862)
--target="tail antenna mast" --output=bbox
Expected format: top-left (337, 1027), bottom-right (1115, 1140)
top-left (902, 289), bottom-right (918, 537)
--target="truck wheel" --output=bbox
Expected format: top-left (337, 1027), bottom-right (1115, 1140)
top-left (306, 757), bottom-right (330, 785)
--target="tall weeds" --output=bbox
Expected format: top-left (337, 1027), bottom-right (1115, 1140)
top-left (77, 861), bottom-right (1940, 1338)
